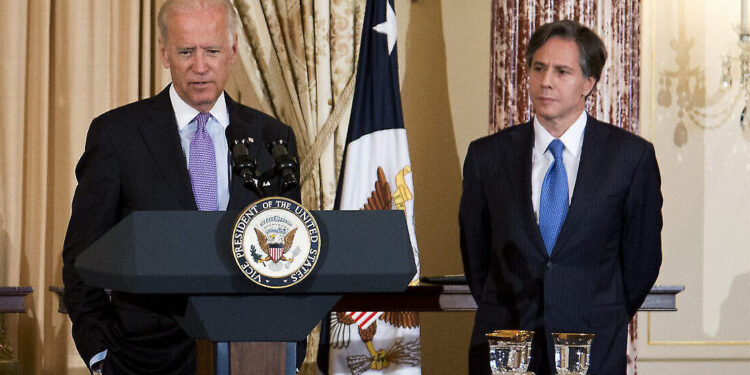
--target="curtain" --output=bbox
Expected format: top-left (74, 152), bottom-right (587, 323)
top-left (230, 1), bottom-right (367, 372)
top-left (490, 0), bottom-right (640, 134)
top-left (231, 0), bottom-right (367, 212)
top-left (0, 1), bottom-right (165, 373)
top-left (489, 1), bottom-right (641, 374)
top-left (0, 0), bottom-right (364, 372)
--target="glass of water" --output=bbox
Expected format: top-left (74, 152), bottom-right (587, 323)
top-left (486, 330), bottom-right (534, 375)
top-left (552, 333), bottom-right (594, 375)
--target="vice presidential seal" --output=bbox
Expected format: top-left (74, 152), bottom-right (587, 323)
top-left (232, 197), bottom-right (321, 289)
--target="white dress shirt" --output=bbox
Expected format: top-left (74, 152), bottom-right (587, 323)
top-left (170, 85), bottom-right (231, 210)
top-left (531, 110), bottom-right (587, 223)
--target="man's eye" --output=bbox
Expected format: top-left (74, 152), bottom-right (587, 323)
top-left (178, 50), bottom-right (191, 55)
top-left (208, 49), bottom-right (220, 54)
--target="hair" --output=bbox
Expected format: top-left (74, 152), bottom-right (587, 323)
top-left (526, 20), bottom-right (607, 82)
top-left (158, 0), bottom-right (238, 45)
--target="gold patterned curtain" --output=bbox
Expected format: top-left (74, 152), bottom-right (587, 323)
top-left (230, 1), bottom-right (367, 372)
top-left (489, 1), bottom-right (641, 374)
top-left (231, 0), bottom-right (367, 211)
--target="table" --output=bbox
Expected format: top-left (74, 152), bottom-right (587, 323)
top-left (0, 286), bottom-right (33, 375)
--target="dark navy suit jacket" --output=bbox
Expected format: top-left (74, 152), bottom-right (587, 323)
top-left (62, 86), bottom-right (300, 374)
top-left (459, 116), bottom-right (662, 375)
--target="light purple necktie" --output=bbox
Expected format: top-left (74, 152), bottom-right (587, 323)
top-left (188, 112), bottom-right (218, 211)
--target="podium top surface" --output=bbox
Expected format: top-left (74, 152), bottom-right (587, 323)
top-left (76, 210), bottom-right (416, 295)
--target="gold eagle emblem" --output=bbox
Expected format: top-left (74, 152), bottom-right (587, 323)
top-left (254, 227), bottom-right (297, 263)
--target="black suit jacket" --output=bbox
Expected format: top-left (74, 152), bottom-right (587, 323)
top-left (62, 86), bottom-right (300, 374)
top-left (459, 116), bottom-right (662, 375)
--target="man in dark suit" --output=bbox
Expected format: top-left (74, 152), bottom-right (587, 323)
top-left (61, 0), bottom-right (300, 373)
top-left (460, 20), bottom-right (662, 375)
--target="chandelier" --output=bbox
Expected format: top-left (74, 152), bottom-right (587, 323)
top-left (720, 0), bottom-right (750, 131)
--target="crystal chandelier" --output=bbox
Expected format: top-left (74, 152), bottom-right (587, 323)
top-left (720, 0), bottom-right (750, 130)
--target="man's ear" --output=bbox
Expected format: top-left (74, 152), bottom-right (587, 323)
top-left (229, 33), bottom-right (238, 64)
top-left (582, 76), bottom-right (596, 97)
top-left (159, 37), bottom-right (170, 69)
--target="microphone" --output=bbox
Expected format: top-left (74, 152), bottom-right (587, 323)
top-left (229, 137), bottom-right (265, 197)
top-left (267, 139), bottom-right (299, 194)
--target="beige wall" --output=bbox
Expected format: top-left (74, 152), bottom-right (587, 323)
top-left (395, 1), bottom-right (490, 373)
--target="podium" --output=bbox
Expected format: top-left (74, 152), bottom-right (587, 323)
top-left (75, 210), bottom-right (416, 374)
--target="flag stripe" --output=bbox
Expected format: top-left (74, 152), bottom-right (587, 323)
top-left (346, 311), bottom-right (383, 330)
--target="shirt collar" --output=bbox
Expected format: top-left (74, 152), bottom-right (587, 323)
top-left (169, 84), bottom-right (230, 130)
top-left (533, 110), bottom-right (587, 158)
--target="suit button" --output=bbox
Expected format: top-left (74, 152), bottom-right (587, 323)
top-left (547, 261), bottom-right (553, 269)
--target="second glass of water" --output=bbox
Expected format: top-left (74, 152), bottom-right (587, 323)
top-left (486, 330), bottom-right (534, 375)
top-left (552, 333), bottom-right (594, 375)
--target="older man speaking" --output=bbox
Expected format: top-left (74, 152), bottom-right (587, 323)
top-left (62, 1), bottom-right (300, 373)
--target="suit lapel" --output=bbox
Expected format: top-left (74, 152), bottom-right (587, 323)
top-left (138, 87), bottom-right (198, 210)
top-left (509, 122), bottom-right (548, 257)
top-left (552, 116), bottom-right (610, 257)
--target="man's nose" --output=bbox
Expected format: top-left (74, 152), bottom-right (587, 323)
top-left (540, 69), bottom-right (553, 87)
top-left (193, 52), bottom-right (208, 73)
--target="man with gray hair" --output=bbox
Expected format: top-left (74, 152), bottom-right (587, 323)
top-left (460, 20), bottom-right (662, 374)
top-left (62, 0), bottom-right (300, 373)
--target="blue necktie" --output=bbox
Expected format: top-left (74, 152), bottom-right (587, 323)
top-left (188, 112), bottom-right (218, 211)
top-left (539, 139), bottom-right (568, 254)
